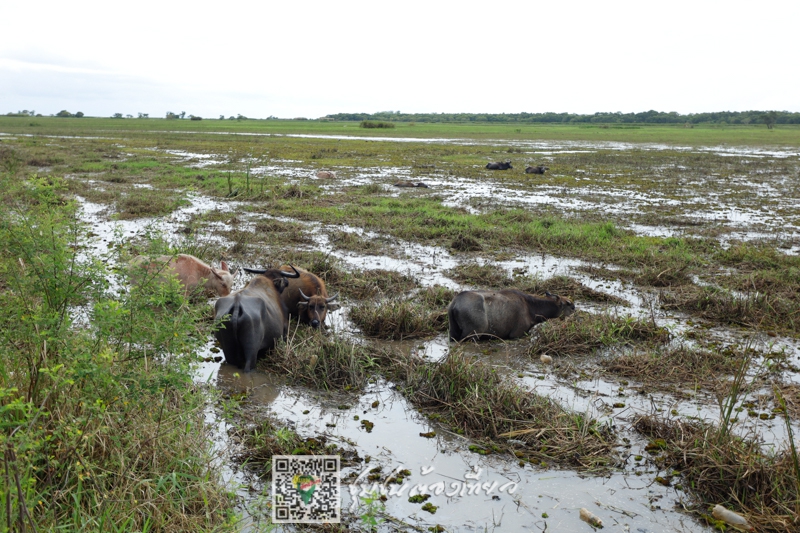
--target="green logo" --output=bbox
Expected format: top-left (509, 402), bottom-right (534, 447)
top-left (292, 474), bottom-right (321, 505)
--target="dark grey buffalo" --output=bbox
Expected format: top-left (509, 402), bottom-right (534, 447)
top-left (486, 161), bottom-right (513, 170)
top-left (214, 265), bottom-right (300, 372)
top-left (279, 265), bottom-right (340, 328)
top-left (447, 290), bottom-right (575, 342)
top-left (525, 165), bottom-right (549, 174)
top-left (394, 180), bottom-right (429, 188)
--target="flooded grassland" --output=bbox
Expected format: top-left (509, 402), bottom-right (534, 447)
top-left (2, 122), bottom-right (800, 532)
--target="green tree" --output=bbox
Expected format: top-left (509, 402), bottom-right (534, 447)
top-left (56, 110), bottom-right (72, 117)
top-left (761, 111), bottom-right (778, 129)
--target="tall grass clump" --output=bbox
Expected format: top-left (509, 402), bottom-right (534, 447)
top-left (383, 349), bottom-right (617, 469)
top-left (0, 174), bottom-right (234, 531)
top-left (260, 327), bottom-right (382, 391)
top-left (529, 311), bottom-right (670, 357)
top-left (659, 285), bottom-right (798, 333)
top-left (633, 415), bottom-right (799, 532)
top-left (349, 286), bottom-right (454, 339)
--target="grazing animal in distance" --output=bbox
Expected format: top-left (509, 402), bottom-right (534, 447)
top-left (394, 180), bottom-right (429, 188)
top-left (131, 254), bottom-right (234, 297)
top-left (213, 265), bottom-right (301, 372)
top-left (486, 161), bottom-right (513, 170)
top-left (316, 170), bottom-right (336, 179)
top-left (447, 289), bottom-right (575, 342)
top-left (279, 265), bottom-right (340, 328)
top-left (525, 165), bottom-right (549, 174)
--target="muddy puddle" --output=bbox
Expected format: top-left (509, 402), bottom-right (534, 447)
top-left (73, 178), bottom-right (800, 532)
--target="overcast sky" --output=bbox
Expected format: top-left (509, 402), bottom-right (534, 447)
top-left (1, 1), bottom-right (798, 119)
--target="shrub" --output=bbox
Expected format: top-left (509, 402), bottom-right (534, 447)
top-left (360, 120), bottom-right (396, 129)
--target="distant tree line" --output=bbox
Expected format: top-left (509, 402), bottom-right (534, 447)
top-left (324, 110), bottom-right (800, 125)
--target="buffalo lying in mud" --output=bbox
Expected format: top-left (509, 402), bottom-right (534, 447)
top-left (131, 254), bottom-right (234, 297)
top-left (394, 181), bottom-right (429, 188)
top-left (279, 265), bottom-right (340, 328)
top-left (486, 161), bottom-right (513, 170)
top-left (214, 265), bottom-right (301, 372)
top-left (316, 170), bottom-right (336, 179)
top-left (448, 290), bottom-right (575, 342)
top-left (525, 165), bottom-right (549, 174)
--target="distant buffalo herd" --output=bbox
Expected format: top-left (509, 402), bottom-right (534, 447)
top-left (486, 161), bottom-right (549, 174)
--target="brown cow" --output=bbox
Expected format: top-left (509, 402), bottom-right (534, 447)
top-left (214, 265), bottom-right (300, 372)
top-left (316, 170), bottom-right (337, 179)
top-left (448, 289), bottom-right (575, 342)
top-left (131, 254), bottom-right (234, 297)
top-left (279, 265), bottom-right (340, 328)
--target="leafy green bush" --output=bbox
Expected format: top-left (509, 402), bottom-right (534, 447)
top-left (0, 174), bottom-right (233, 531)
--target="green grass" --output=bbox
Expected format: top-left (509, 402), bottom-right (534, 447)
top-left (3, 116), bottom-right (800, 146)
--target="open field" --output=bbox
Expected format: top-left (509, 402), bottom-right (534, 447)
top-left (2, 118), bottom-right (800, 531)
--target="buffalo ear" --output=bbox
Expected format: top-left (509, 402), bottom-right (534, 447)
top-left (326, 303), bottom-right (341, 311)
top-left (220, 261), bottom-right (230, 272)
top-left (297, 302), bottom-right (309, 309)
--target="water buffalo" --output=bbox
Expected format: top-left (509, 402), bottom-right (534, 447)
top-left (394, 181), bottom-right (429, 188)
top-left (279, 265), bottom-right (340, 328)
top-left (213, 265), bottom-right (300, 372)
top-left (448, 290), bottom-right (575, 342)
top-left (131, 254), bottom-right (234, 297)
top-left (486, 161), bottom-right (512, 170)
top-left (316, 170), bottom-right (336, 179)
top-left (525, 166), bottom-right (549, 174)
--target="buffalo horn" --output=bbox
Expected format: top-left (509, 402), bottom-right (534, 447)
top-left (280, 264), bottom-right (301, 278)
top-left (243, 267), bottom-right (269, 274)
top-left (325, 292), bottom-right (339, 303)
top-left (299, 288), bottom-right (311, 301)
